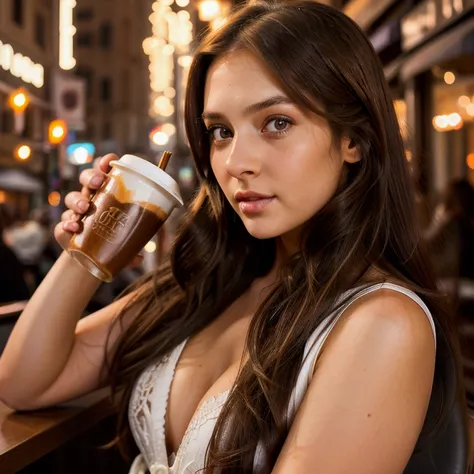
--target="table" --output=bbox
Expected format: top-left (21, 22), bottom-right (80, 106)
top-left (0, 388), bottom-right (114, 474)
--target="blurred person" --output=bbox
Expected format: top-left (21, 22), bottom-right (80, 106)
top-left (4, 206), bottom-right (49, 291)
top-left (0, 203), bottom-right (30, 303)
top-left (0, 3), bottom-right (467, 474)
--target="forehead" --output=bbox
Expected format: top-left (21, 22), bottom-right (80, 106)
top-left (203, 50), bottom-right (286, 110)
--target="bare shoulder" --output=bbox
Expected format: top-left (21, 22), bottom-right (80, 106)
top-left (319, 287), bottom-right (436, 366)
top-left (272, 287), bottom-right (437, 473)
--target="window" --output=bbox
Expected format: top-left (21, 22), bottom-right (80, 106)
top-left (100, 77), bottom-right (112, 102)
top-left (99, 22), bottom-right (113, 49)
top-left (76, 67), bottom-right (94, 97)
top-left (76, 32), bottom-right (94, 47)
top-left (122, 70), bottom-right (130, 108)
top-left (86, 122), bottom-right (95, 141)
top-left (22, 106), bottom-right (35, 139)
top-left (35, 13), bottom-right (46, 48)
top-left (1, 109), bottom-right (14, 134)
top-left (122, 19), bottom-right (131, 54)
top-left (102, 120), bottom-right (113, 140)
top-left (41, 110), bottom-right (52, 141)
top-left (12, 0), bottom-right (24, 26)
top-left (75, 8), bottom-right (94, 21)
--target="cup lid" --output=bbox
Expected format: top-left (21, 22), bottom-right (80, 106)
top-left (110, 154), bottom-right (183, 206)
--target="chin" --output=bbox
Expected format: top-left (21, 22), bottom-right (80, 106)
top-left (241, 219), bottom-right (291, 240)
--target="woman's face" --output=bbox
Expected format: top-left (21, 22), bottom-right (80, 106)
top-left (203, 50), bottom-right (359, 246)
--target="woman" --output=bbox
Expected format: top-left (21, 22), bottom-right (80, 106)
top-left (0, 1), bottom-right (465, 473)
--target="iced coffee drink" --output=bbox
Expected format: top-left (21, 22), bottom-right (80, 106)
top-left (68, 154), bottom-right (183, 282)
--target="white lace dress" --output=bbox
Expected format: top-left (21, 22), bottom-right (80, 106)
top-left (128, 283), bottom-right (437, 474)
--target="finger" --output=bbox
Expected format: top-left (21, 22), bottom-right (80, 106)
top-left (98, 153), bottom-right (118, 173)
top-left (54, 222), bottom-right (75, 248)
top-left (61, 209), bottom-right (76, 222)
top-left (79, 169), bottom-right (105, 189)
top-left (62, 220), bottom-right (80, 233)
top-left (64, 191), bottom-right (90, 214)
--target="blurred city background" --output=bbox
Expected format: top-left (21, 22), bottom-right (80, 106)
top-left (0, 0), bottom-right (473, 407)
top-left (0, 0), bottom-right (473, 472)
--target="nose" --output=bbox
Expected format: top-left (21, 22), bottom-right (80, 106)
top-left (224, 133), bottom-right (261, 179)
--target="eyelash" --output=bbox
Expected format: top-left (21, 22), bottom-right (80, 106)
top-left (206, 115), bottom-right (294, 143)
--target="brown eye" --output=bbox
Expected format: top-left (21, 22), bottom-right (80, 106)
top-left (208, 126), bottom-right (233, 142)
top-left (264, 117), bottom-right (293, 133)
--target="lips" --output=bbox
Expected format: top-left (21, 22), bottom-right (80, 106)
top-left (234, 191), bottom-right (274, 202)
top-left (234, 191), bottom-right (275, 214)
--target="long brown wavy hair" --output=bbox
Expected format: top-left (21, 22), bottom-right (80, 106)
top-left (106, 1), bottom-right (465, 472)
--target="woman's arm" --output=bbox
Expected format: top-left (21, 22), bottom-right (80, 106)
top-left (0, 154), bottom-right (141, 410)
top-left (0, 251), bottom-right (138, 410)
top-left (272, 290), bottom-right (436, 474)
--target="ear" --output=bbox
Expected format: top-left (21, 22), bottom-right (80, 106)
top-left (341, 137), bottom-right (361, 164)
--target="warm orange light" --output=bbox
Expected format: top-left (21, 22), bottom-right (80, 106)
top-left (8, 88), bottom-right (30, 113)
top-left (198, 0), bottom-right (222, 21)
top-left (432, 113), bottom-right (463, 132)
top-left (48, 119), bottom-right (68, 144)
top-left (48, 191), bottom-right (61, 207)
top-left (444, 71), bottom-right (455, 85)
top-left (467, 153), bottom-right (474, 171)
top-left (14, 144), bottom-right (32, 161)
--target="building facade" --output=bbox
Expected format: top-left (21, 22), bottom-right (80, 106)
top-left (341, 0), bottom-right (474, 203)
top-left (0, 0), bottom-right (55, 214)
top-left (72, 0), bottom-right (153, 158)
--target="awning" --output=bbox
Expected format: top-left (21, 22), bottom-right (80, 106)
top-left (401, 17), bottom-right (474, 80)
top-left (0, 168), bottom-right (43, 193)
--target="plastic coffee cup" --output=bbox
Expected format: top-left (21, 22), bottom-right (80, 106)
top-left (68, 154), bottom-right (183, 282)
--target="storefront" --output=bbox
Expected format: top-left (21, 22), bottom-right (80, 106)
top-left (0, 167), bottom-right (43, 219)
top-left (397, 0), bottom-right (474, 200)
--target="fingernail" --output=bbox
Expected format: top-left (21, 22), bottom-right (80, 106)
top-left (90, 175), bottom-right (103, 187)
top-left (78, 200), bottom-right (89, 212)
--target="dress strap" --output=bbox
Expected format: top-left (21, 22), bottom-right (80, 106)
top-left (286, 282), bottom-right (437, 426)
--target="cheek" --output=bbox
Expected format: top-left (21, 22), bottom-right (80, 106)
top-left (210, 157), bottom-right (233, 198)
top-left (210, 158), bottom-right (224, 184)
top-left (280, 154), bottom-right (342, 212)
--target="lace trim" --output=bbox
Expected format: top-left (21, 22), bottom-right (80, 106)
top-left (130, 362), bottom-right (163, 467)
top-left (172, 389), bottom-right (230, 471)
top-left (129, 347), bottom-right (178, 469)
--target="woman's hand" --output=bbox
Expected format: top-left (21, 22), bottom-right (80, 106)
top-left (54, 153), bottom-right (118, 250)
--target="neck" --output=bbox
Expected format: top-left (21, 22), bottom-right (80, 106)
top-left (263, 236), bottom-right (295, 281)
top-left (279, 227), bottom-right (302, 257)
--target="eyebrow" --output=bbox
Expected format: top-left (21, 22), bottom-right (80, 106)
top-left (201, 95), bottom-right (294, 121)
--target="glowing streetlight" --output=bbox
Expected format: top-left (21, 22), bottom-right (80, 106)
top-left (48, 191), bottom-right (61, 207)
top-left (14, 144), bottom-right (32, 161)
top-left (198, 0), bottom-right (222, 21)
top-left (144, 241), bottom-right (157, 253)
top-left (151, 131), bottom-right (169, 146)
top-left (8, 88), bottom-right (30, 113)
top-left (444, 71), bottom-right (455, 85)
top-left (48, 119), bottom-right (68, 144)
